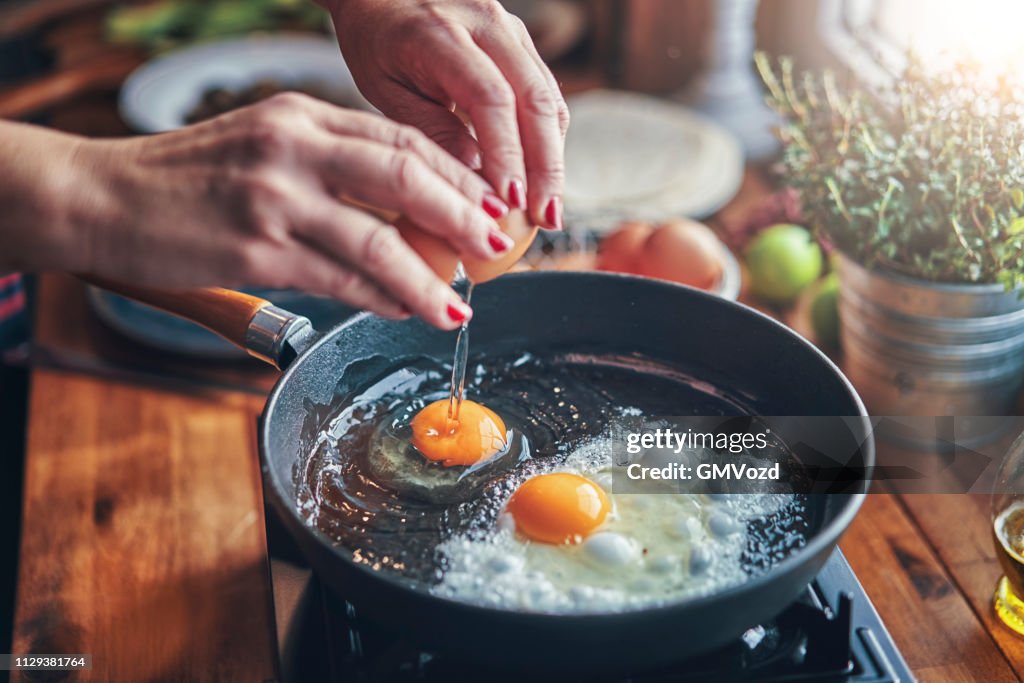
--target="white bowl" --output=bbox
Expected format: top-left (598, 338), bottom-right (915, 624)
top-left (713, 240), bottom-right (742, 301)
top-left (119, 34), bottom-right (371, 133)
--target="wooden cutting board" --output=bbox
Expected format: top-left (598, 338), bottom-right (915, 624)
top-left (11, 363), bottom-right (278, 683)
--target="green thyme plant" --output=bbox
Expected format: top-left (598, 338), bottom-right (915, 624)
top-left (755, 53), bottom-right (1024, 286)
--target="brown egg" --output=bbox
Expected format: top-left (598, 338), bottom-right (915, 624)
top-left (396, 216), bottom-right (460, 283)
top-left (596, 222), bottom-right (653, 273)
top-left (463, 210), bottom-right (538, 283)
top-left (396, 209), bottom-right (537, 284)
top-left (635, 219), bottom-right (723, 290)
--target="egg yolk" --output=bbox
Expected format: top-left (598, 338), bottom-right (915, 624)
top-left (505, 473), bottom-right (610, 544)
top-left (410, 399), bottom-right (507, 467)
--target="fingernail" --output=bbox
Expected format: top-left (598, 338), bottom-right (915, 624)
top-left (488, 229), bottom-right (513, 253)
top-left (482, 192), bottom-right (509, 219)
top-left (447, 301), bottom-right (472, 324)
top-left (507, 178), bottom-right (527, 210)
top-left (544, 196), bottom-right (563, 230)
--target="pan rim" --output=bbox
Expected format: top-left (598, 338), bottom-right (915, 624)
top-left (260, 270), bottom-right (873, 621)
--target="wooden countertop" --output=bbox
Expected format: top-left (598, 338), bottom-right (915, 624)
top-left (7, 22), bottom-right (1024, 683)
top-left (14, 360), bottom-right (277, 682)
top-left (16, 270), bottom-right (1024, 683)
top-left (14, 283), bottom-right (1024, 683)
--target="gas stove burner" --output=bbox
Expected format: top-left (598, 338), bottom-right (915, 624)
top-left (271, 548), bottom-right (913, 682)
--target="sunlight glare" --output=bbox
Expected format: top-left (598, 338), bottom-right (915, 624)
top-left (878, 0), bottom-right (1024, 74)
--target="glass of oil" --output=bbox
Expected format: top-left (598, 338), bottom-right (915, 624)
top-left (993, 432), bottom-right (1024, 635)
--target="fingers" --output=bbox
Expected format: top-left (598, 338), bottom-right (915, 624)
top-left (373, 82), bottom-right (483, 170)
top-left (300, 98), bottom-right (492, 204)
top-left (515, 20), bottom-right (571, 140)
top-left (278, 242), bottom-right (410, 320)
top-left (475, 16), bottom-right (568, 230)
top-left (422, 29), bottom-right (528, 214)
top-left (307, 135), bottom-right (516, 260)
top-left (309, 134), bottom-right (514, 261)
top-left (294, 98), bottom-right (515, 258)
top-left (297, 201), bottom-right (472, 331)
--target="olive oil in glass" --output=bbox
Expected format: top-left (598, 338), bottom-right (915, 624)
top-left (992, 431), bottom-right (1024, 635)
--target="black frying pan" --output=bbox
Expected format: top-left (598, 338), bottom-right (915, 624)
top-left (92, 271), bottom-right (872, 675)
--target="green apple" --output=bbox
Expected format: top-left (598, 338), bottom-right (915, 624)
top-left (810, 272), bottom-right (840, 348)
top-left (745, 224), bottom-right (824, 305)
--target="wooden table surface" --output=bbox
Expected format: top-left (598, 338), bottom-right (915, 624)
top-left (16, 261), bottom-right (1024, 683)
top-left (7, 21), bottom-right (1024, 683)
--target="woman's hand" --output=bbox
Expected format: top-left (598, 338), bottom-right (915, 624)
top-left (1, 94), bottom-right (517, 329)
top-left (326, 0), bottom-right (570, 230)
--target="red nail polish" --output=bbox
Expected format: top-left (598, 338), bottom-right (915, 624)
top-left (508, 179), bottom-right (526, 210)
top-left (447, 302), bottom-right (471, 323)
top-left (544, 197), bottom-right (563, 230)
top-left (482, 193), bottom-right (509, 219)
top-left (488, 230), bottom-right (512, 252)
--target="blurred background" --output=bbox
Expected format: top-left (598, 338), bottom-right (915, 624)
top-left (0, 0), bottom-right (996, 127)
top-left (6, 0), bottom-right (1018, 117)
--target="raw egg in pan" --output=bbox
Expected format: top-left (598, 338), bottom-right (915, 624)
top-left (366, 396), bottom-right (529, 505)
top-left (410, 399), bottom-right (507, 467)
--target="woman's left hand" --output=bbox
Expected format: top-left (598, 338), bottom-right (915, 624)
top-left (324, 0), bottom-right (569, 230)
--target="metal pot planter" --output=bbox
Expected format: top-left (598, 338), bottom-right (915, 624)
top-left (837, 253), bottom-right (1024, 416)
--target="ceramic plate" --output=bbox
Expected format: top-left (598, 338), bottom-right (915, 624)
top-left (119, 34), bottom-right (371, 133)
top-left (564, 90), bottom-right (744, 231)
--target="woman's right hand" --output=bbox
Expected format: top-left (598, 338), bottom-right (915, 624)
top-left (54, 93), bottom-right (514, 329)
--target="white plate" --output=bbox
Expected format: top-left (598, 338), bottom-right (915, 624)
top-left (119, 34), bottom-right (371, 133)
top-left (564, 90), bottom-right (744, 231)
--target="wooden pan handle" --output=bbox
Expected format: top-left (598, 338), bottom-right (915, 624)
top-left (82, 276), bottom-right (273, 350)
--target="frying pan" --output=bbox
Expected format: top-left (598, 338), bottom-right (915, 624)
top-left (92, 271), bottom-right (872, 675)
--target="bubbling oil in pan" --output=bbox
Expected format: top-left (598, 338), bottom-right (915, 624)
top-left (294, 349), bottom-right (809, 611)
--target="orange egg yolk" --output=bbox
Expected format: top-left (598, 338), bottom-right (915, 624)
top-left (410, 399), bottom-right (507, 467)
top-left (505, 473), bottom-right (610, 544)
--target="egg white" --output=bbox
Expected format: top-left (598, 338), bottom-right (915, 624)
top-left (432, 438), bottom-right (797, 613)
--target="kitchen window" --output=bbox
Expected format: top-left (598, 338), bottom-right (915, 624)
top-left (820, 0), bottom-right (1024, 80)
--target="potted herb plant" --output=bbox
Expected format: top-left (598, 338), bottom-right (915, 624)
top-left (756, 54), bottom-right (1024, 415)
